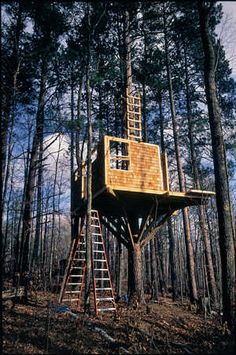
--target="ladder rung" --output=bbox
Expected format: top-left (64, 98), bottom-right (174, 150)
top-left (94, 268), bottom-right (108, 271)
top-left (96, 287), bottom-right (112, 290)
top-left (128, 134), bottom-right (142, 138)
top-left (97, 308), bottom-right (116, 312)
top-left (128, 121), bottom-right (141, 126)
top-left (63, 298), bottom-right (79, 301)
top-left (65, 290), bottom-right (81, 293)
top-left (127, 110), bottom-right (141, 115)
top-left (94, 242), bottom-right (103, 244)
top-left (128, 126), bottom-right (142, 131)
top-left (126, 94), bottom-right (140, 100)
top-left (93, 250), bottom-right (104, 253)
top-left (97, 297), bottom-right (114, 301)
top-left (95, 278), bottom-right (110, 280)
top-left (67, 283), bottom-right (82, 285)
top-left (94, 259), bottom-right (106, 262)
top-left (70, 275), bottom-right (83, 277)
top-left (127, 115), bottom-right (141, 121)
top-left (72, 267), bottom-right (84, 269)
top-left (73, 258), bottom-right (85, 261)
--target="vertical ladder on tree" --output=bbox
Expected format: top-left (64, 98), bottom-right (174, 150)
top-left (125, 88), bottom-right (142, 141)
top-left (59, 210), bottom-right (116, 316)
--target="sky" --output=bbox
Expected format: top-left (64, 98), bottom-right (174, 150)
top-left (218, 2), bottom-right (236, 78)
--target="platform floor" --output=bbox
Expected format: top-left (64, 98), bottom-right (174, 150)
top-left (78, 186), bottom-right (215, 219)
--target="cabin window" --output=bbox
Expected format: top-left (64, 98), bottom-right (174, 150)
top-left (109, 140), bottom-right (130, 170)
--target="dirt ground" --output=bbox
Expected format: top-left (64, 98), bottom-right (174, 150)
top-left (2, 291), bottom-right (235, 354)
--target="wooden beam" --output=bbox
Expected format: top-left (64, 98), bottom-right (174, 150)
top-left (137, 204), bottom-right (154, 243)
top-left (93, 186), bottom-right (107, 200)
top-left (112, 186), bottom-right (167, 194)
top-left (109, 216), bottom-right (127, 235)
top-left (108, 187), bottom-right (135, 248)
top-left (140, 211), bottom-right (173, 248)
top-left (100, 188), bottom-right (141, 248)
top-left (100, 216), bottom-right (129, 248)
top-left (125, 217), bottom-right (135, 248)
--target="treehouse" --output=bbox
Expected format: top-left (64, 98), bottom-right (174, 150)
top-left (72, 89), bottom-right (215, 243)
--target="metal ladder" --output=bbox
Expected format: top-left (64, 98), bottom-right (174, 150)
top-left (125, 88), bottom-right (142, 141)
top-left (91, 210), bottom-right (116, 315)
top-left (58, 220), bottom-right (86, 308)
top-left (59, 210), bottom-right (116, 316)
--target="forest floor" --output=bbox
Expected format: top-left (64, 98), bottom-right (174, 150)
top-left (2, 291), bottom-right (235, 354)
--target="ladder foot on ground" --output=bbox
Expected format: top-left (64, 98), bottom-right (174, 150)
top-left (59, 210), bottom-right (116, 316)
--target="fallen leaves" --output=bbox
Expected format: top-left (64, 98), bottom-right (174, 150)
top-left (2, 292), bottom-right (235, 354)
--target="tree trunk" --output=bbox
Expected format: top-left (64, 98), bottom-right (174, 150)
top-left (31, 137), bottom-right (43, 268)
top-left (142, 82), bottom-right (147, 142)
top-left (158, 93), bottom-right (179, 300)
top-left (198, 1), bottom-right (235, 329)
top-left (127, 214), bottom-right (146, 303)
top-left (84, 7), bottom-right (93, 314)
top-left (184, 46), bottom-right (218, 307)
top-left (124, 9), bottom-right (132, 92)
top-left (155, 237), bottom-right (166, 297)
top-left (18, 57), bottom-right (47, 281)
top-left (163, 8), bottom-right (198, 304)
top-left (130, 243), bottom-right (145, 304)
top-left (70, 69), bottom-right (75, 242)
top-left (123, 8), bottom-right (132, 139)
top-left (150, 238), bottom-right (159, 300)
top-left (1, 1), bottom-right (23, 190)
top-left (75, 75), bottom-right (84, 169)
top-left (115, 239), bottom-right (122, 299)
top-left (168, 219), bottom-right (179, 300)
top-left (128, 246), bottom-right (135, 299)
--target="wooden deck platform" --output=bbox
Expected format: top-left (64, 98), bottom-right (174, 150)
top-left (82, 187), bottom-right (214, 218)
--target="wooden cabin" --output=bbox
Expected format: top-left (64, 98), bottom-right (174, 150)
top-left (85, 135), bottom-right (168, 196)
top-left (73, 134), bottom-right (214, 220)
top-left (72, 90), bottom-right (214, 225)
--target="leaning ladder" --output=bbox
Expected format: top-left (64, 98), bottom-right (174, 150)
top-left (59, 210), bottom-right (116, 316)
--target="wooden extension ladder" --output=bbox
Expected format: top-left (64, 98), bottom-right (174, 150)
top-left (125, 88), bottom-right (142, 141)
top-left (59, 210), bottom-right (116, 316)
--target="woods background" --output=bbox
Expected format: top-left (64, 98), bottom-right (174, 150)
top-left (1, 0), bottom-right (235, 331)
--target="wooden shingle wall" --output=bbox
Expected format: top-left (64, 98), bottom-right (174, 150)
top-left (104, 136), bottom-right (164, 193)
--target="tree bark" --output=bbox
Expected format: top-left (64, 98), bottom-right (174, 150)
top-left (18, 57), bottom-right (47, 280)
top-left (150, 238), bottom-right (159, 300)
top-left (1, 1), bottom-right (23, 190)
top-left (31, 137), bottom-right (43, 268)
top-left (123, 8), bottom-right (132, 139)
top-left (70, 69), bottom-right (75, 242)
top-left (84, 7), bottom-right (93, 314)
top-left (124, 9), bottom-right (132, 92)
top-left (184, 46), bottom-right (218, 308)
top-left (158, 92), bottom-right (179, 300)
top-left (163, 7), bottom-right (198, 304)
top-left (168, 219), bottom-right (179, 300)
top-left (131, 243), bottom-right (145, 304)
top-left (198, 0), bottom-right (235, 329)
top-left (115, 239), bottom-right (122, 298)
